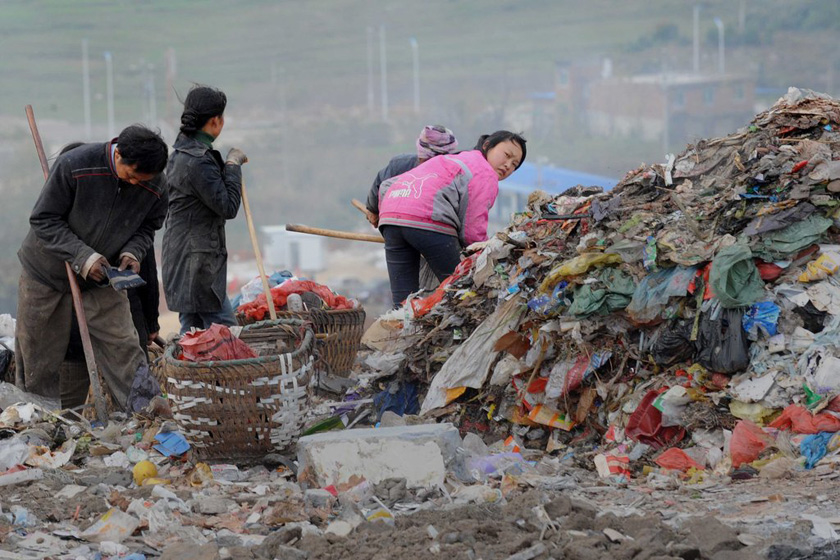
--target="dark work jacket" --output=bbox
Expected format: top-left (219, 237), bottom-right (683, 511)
top-left (161, 133), bottom-right (242, 313)
top-left (18, 141), bottom-right (167, 293)
top-left (366, 153), bottom-right (418, 215)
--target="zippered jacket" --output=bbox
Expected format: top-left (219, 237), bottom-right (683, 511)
top-left (378, 150), bottom-right (498, 246)
top-left (18, 140), bottom-right (167, 292)
top-left (366, 153), bottom-right (417, 215)
top-left (161, 133), bottom-right (242, 313)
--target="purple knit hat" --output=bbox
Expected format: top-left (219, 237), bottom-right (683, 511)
top-left (416, 125), bottom-right (458, 160)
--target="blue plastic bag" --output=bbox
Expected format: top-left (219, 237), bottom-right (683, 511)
top-left (801, 432), bottom-right (833, 469)
top-left (742, 301), bottom-right (781, 340)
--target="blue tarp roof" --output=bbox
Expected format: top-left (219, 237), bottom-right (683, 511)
top-left (501, 162), bottom-right (618, 195)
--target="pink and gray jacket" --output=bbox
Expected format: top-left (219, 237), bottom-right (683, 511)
top-left (378, 150), bottom-right (499, 247)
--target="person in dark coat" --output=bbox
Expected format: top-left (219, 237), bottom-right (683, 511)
top-left (15, 125), bottom-right (169, 410)
top-left (161, 85), bottom-right (248, 334)
top-left (55, 142), bottom-right (162, 407)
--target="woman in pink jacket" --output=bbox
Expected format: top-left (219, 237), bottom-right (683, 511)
top-left (378, 130), bottom-right (526, 307)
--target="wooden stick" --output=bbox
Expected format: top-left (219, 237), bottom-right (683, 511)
top-left (351, 198), bottom-right (374, 220)
top-left (240, 178), bottom-right (277, 320)
top-left (286, 223), bottom-right (385, 243)
top-left (24, 105), bottom-right (109, 425)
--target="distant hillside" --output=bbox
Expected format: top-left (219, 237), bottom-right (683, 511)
top-left (0, 0), bottom-right (836, 312)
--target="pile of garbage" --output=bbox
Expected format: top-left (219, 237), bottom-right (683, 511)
top-left (370, 88), bottom-right (840, 480)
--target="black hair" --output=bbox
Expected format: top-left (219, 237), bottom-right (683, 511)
top-left (179, 85), bottom-right (227, 135)
top-left (116, 125), bottom-right (168, 175)
top-left (475, 130), bottom-right (527, 170)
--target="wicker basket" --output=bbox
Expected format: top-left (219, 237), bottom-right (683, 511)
top-left (153, 319), bottom-right (314, 460)
top-left (238, 308), bottom-right (366, 377)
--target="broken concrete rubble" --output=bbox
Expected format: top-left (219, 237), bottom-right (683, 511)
top-left (297, 423), bottom-right (461, 488)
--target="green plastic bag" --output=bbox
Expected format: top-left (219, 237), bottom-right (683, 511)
top-left (709, 243), bottom-right (765, 308)
top-left (752, 214), bottom-right (832, 261)
top-left (568, 268), bottom-right (636, 317)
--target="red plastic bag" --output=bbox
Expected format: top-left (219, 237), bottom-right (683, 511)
top-left (410, 255), bottom-right (477, 318)
top-left (730, 420), bottom-right (772, 467)
top-left (755, 260), bottom-right (783, 281)
top-left (767, 404), bottom-right (840, 434)
top-left (237, 280), bottom-right (353, 322)
top-left (179, 324), bottom-right (258, 362)
top-left (655, 447), bottom-right (704, 472)
top-left (625, 390), bottom-right (685, 449)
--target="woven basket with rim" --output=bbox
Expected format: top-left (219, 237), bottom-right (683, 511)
top-left (153, 319), bottom-right (314, 460)
top-left (237, 307), bottom-right (365, 377)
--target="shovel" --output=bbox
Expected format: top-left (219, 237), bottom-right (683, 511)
top-left (25, 105), bottom-right (109, 426)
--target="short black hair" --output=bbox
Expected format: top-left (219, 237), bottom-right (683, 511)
top-left (116, 125), bottom-right (168, 175)
top-left (475, 130), bottom-right (527, 170)
top-left (180, 85), bottom-right (227, 135)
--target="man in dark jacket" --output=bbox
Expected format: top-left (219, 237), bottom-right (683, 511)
top-left (15, 125), bottom-right (169, 411)
top-left (162, 85), bottom-right (246, 334)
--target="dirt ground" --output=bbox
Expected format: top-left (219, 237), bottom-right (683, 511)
top-left (287, 472), bottom-right (840, 560)
top-left (2, 462), bottom-right (839, 559)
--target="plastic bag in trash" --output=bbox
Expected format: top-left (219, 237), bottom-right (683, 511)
top-left (798, 251), bottom-right (840, 283)
top-left (126, 364), bottom-right (161, 413)
top-left (730, 420), bottom-right (773, 468)
top-left (626, 266), bottom-right (697, 324)
top-left (709, 243), bottom-right (765, 309)
top-left (179, 324), bottom-right (258, 362)
top-left (568, 268), bottom-right (635, 317)
top-left (768, 404), bottom-right (840, 434)
top-left (655, 447), bottom-right (704, 472)
top-left (753, 214), bottom-right (832, 261)
top-left (800, 432), bottom-right (833, 469)
top-left (742, 301), bottom-right (781, 340)
top-left (651, 320), bottom-right (694, 366)
top-left (625, 390), bottom-right (685, 449)
top-left (695, 306), bottom-right (751, 374)
top-left (528, 281), bottom-right (566, 316)
top-left (373, 381), bottom-right (419, 422)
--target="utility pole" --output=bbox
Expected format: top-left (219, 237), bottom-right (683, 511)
top-left (278, 66), bottom-right (290, 189)
top-left (713, 17), bottom-right (725, 74)
top-left (692, 5), bottom-right (700, 73)
top-left (410, 37), bottom-right (420, 115)
top-left (379, 24), bottom-right (388, 122)
top-left (104, 51), bottom-right (115, 138)
top-left (165, 48), bottom-right (177, 127)
top-left (82, 39), bottom-right (91, 140)
top-left (366, 27), bottom-right (375, 116)
top-left (146, 64), bottom-right (157, 126)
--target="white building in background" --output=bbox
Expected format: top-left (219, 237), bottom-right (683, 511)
top-left (261, 226), bottom-right (325, 276)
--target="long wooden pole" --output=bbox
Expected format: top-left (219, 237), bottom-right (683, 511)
top-left (24, 105), bottom-right (109, 425)
top-left (351, 198), bottom-right (374, 222)
top-left (240, 178), bottom-right (277, 320)
top-left (286, 223), bottom-right (385, 243)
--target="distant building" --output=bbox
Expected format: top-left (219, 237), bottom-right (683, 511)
top-left (553, 60), bottom-right (756, 150)
top-left (260, 226), bottom-right (325, 276)
top-left (489, 162), bottom-right (618, 232)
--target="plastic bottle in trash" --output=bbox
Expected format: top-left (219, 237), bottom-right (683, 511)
top-left (287, 293), bottom-right (303, 312)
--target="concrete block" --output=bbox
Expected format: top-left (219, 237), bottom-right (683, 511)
top-left (196, 497), bottom-right (237, 515)
top-left (304, 488), bottom-right (335, 509)
top-left (297, 423), bottom-right (461, 489)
